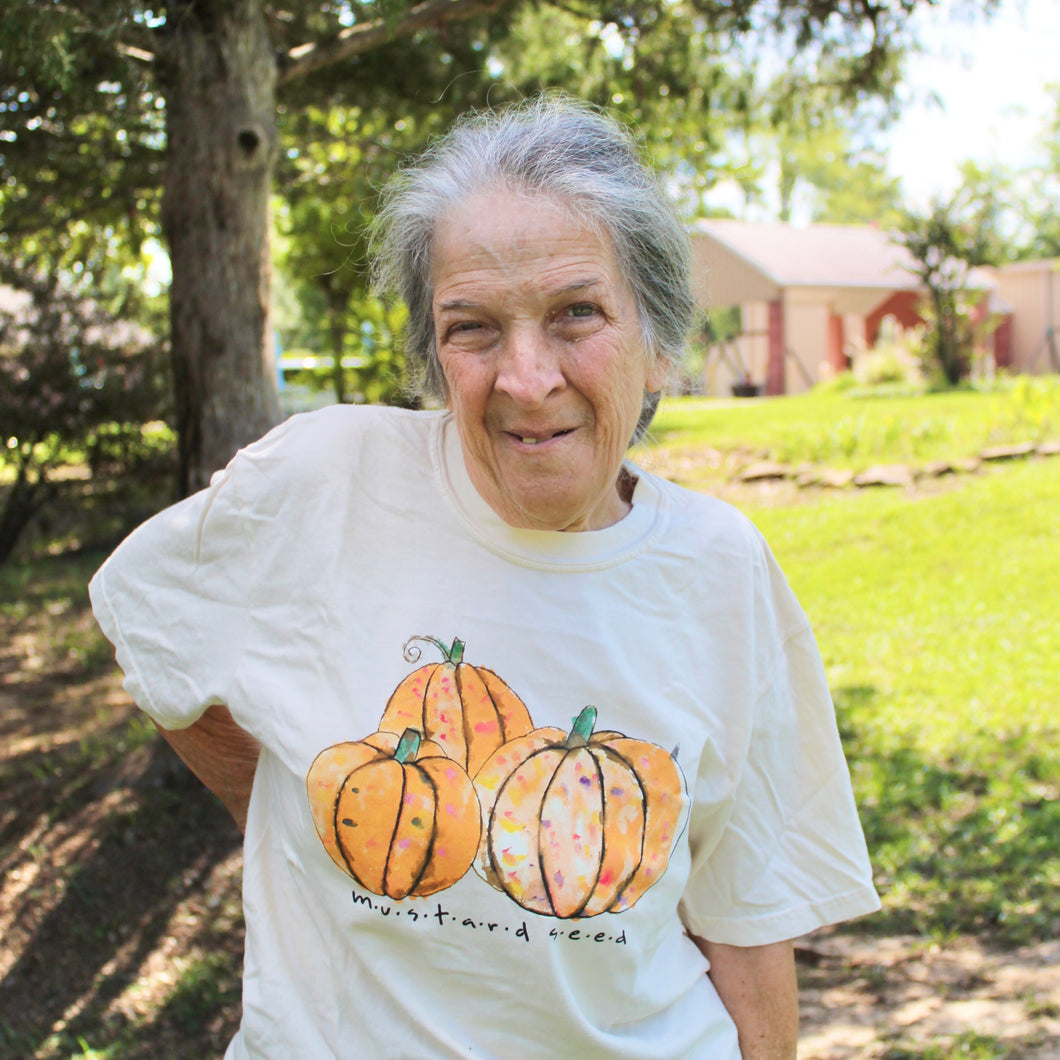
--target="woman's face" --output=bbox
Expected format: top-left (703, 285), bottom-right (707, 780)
top-left (431, 191), bottom-right (666, 532)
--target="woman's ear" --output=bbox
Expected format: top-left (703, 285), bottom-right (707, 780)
top-left (645, 354), bottom-right (669, 394)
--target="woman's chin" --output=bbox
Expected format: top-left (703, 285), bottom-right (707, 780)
top-left (494, 479), bottom-right (628, 533)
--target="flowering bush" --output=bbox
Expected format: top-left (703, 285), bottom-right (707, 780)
top-left (0, 257), bottom-right (170, 563)
top-left (853, 322), bottom-right (925, 389)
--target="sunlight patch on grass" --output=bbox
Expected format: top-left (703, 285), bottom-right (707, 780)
top-left (638, 378), bottom-right (1060, 472)
top-left (750, 461), bottom-right (1060, 745)
top-left (880, 1032), bottom-right (1012, 1060)
top-left (746, 460), bottom-right (1060, 944)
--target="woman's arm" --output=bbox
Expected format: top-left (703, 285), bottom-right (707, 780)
top-left (690, 936), bottom-right (799, 1060)
top-left (154, 703), bottom-right (260, 833)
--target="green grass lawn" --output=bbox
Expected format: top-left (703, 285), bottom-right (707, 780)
top-left (751, 459), bottom-right (1060, 945)
top-left (641, 376), bottom-right (1060, 471)
top-left (640, 387), bottom-right (1060, 946)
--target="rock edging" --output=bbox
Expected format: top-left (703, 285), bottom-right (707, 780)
top-left (734, 439), bottom-right (1059, 489)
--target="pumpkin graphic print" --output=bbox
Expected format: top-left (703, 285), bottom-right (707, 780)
top-left (473, 706), bottom-right (687, 918)
top-left (306, 728), bottom-right (480, 900)
top-left (307, 637), bottom-right (687, 917)
top-left (379, 636), bottom-right (534, 776)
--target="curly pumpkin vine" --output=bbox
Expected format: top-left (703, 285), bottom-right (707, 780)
top-left (379, 635), bottom-right (534, 777)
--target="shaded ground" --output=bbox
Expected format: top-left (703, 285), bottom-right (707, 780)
top-left (1, 471), bottom-right (1057, 1059)
top-left (0, 556), bottom-right (245, 1059)
top-left (798, 932), bottom-right (1060, 1059)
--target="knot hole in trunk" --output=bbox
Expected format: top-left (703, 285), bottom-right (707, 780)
top-left (234, 123), bottom-right (267, 170)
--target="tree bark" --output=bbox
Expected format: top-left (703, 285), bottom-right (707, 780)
top-left (326, 281), bottom-right (350, 404)
top-left (0, 456), bottom-right (56, 566)
top-left (160, 1), bottom-right (281, 495)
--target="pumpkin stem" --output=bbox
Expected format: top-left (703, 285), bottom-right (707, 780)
top-left (394, 728), bottom-right (422, 763)
top-left (403, 635), bottom-right (465, 665)
top-left (566, 706), bottom-right (598, 749)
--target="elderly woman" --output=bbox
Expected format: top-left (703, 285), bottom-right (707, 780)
top-left (90, 97), bottom-right (878, 1059)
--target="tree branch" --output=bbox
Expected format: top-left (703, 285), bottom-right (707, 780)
top-left (118, 18), bottom-right (163, 57)
top-left (277, 0), bottom-right (512, 86)
top-left (116, 41), bottom-right (156, 64)
top-left (50, 2), bottom-right (161, 61)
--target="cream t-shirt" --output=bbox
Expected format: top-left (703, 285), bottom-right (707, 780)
top-left (90, 405), bottom-right (879, 1059)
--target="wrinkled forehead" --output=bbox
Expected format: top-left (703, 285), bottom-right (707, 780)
top-left (432, 188), bottom-right (630, 293)
top-left (430, 191), bottom-right (632, 312)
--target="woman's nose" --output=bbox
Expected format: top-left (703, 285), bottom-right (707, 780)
top-left (494, 330), bottom-right (565, 405)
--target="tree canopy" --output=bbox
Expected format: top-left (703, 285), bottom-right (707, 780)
top-left (1, 0), bottom-right (1000, 489)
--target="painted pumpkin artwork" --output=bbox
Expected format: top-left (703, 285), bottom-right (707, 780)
top-left (379, 636), bottom-right (534, 778)
top-left (473, 706), bottom-right (687, 919)
top-left (306, 728), bottom-right (481, 900)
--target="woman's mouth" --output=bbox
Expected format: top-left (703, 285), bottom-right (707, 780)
top-left (510, 428), bottom-right (575, 445)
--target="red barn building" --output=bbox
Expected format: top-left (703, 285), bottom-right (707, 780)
top-left (690, 220), bottom-right (1008, 395)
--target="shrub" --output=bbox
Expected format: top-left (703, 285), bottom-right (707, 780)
top-left (855, 326), bottom-right (925, 389)
top-left (0, 256), bottom-right (171, 564)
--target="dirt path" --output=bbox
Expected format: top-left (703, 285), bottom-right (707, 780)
top-left (797, 930), bottom-right (1060, 1058)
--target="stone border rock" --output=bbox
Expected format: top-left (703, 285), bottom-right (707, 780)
top-left (734, 439), bottom-right (1059, 489)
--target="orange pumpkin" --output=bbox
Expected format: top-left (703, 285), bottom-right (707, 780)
top-left (306, 728), bottom-right (480, 899)
top-left (473, 706), bottom-right (686, 919)
top-left (379, 636), bottom-right (534, 777)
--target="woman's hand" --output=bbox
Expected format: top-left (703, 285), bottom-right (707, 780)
top-left (690, 936), bottom-right (799, 1060)
top-left (154, 704), bottom-right (260, 833)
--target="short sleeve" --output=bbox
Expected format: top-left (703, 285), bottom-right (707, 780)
top-left (678, 551), bottom-right (880, 945)
top-left (89, 462), bottom-right (252, 731)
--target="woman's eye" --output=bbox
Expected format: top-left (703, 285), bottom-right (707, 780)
top-left (446, 320), bottom-right (482, 338)
top-left (567, 303), bottom-right (597, 319)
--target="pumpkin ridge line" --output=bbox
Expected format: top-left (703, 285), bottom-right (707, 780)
top-left (453, 663), bottom-right (476, 770)
top-left (571, 747), bottom-right (609, 919)
top-left (479, 668), bottom-right (503, 738)
top-left (538, 751), bottom-right (568, 918)
top-left (408, 761), bottom-right (440, 893)
top-left (542, 747), bottom-right (606, 919)
top-left (381, 759), bottom-right (408, 900)
top-left (600, 748), bottom-right (650, 913)
top-left (334, 763), bottom-right (367, 885)
top-left (420, 664), bottom-right (439, 734)
top-left (479, 668), bottom-right (516, 742)
top-left (332, 770), bottom-right (360, 883)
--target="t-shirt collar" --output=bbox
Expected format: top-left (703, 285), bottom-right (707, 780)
top-left (434, 412), bottom-right (667, 570)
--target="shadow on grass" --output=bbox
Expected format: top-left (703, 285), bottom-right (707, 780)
top-left (0, 477), bottom-right (249, 1057)
top-left (833, 684), bottom-right (1060, 947)
top-left (0, 738), bottom-right (244, 1059)
top-left (4, 466), bottom-right (176, 573)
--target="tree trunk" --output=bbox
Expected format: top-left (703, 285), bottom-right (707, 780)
top-left (778, 153), bottom-right (795, 224)
top-left (0, 455), bottom-right (56, 566)
top-left (160, 1), bottom-right (281, 496)
top-left (326, 282), bottom-right (349, 404)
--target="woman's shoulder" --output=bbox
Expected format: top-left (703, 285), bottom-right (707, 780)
top-left (230, 405), bottom-right (443, 483)
top-left (251, 403), bottom-right (439, 451)
top-left (645, 472), bottom-right (812, 647)
top-left (642, 469), bottom-right (765, 557)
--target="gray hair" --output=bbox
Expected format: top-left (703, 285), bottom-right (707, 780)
top-left (369, 95), bottom-right (694, 439)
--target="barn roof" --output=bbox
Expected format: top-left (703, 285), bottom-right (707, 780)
top-left (690, 219), bottom-right (994, 314)
top-left (693, 219), bottom-right (919, 290)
